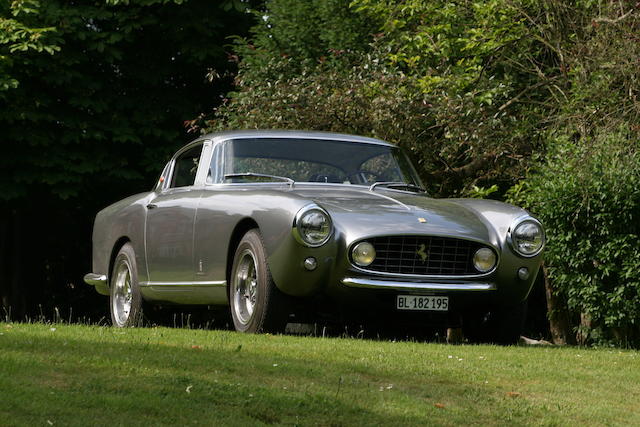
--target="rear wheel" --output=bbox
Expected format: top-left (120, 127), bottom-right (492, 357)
top-left (229, 230), bottom-right (289, 333)
top-left (110, 243), bottom-right (143, 327)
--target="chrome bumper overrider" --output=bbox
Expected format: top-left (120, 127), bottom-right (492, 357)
top-left (83, 273), bottom-right (109, 296)
top-left (341, 277), bottom-right (496, 292)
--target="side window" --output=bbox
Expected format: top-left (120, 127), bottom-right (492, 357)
top-left (207, 143), bottom-right (223, 184)
top-left (170, 144), bottom-right (203, 188)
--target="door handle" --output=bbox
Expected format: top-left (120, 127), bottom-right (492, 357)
top-left (147, 203), bottom-right (158, 209)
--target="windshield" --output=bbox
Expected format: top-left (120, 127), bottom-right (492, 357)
top-left (219, 138), bottom-right (423, 189)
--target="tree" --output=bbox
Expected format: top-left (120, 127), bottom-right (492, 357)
top-left (0, 0), bottom-right (256, 319)
top-left (205, 0), bottom-right (566, 197)
top-left (512, 2), bottom-right (640, 346)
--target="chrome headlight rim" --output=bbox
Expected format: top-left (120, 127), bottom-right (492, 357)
top-left (292, 204), bottom-right (333, 248)
top-left (508, 216), bottom-right (545, 258)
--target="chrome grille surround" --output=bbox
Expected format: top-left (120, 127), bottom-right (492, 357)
top-left (350, 235), bottom-right (497, 277)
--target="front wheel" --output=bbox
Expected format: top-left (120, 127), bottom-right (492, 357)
top-left (229, 230), bottom-right (290, 333)
top-left (110, 243), bottom-right (143, 327)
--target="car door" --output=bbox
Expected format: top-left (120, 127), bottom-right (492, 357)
top-left (145, 142), bottom-right (204, 283)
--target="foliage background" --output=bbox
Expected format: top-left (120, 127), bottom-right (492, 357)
top-left (2, 0), bottom-right (639, 346)
top-left (206, 0), bottom-right (640, 346)
top-left (0, 0), bottom-right (255, 319)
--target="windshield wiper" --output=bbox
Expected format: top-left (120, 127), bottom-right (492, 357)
top-left (224, 173), bottom-right (295, 188)
top-left (369, 181), bottom-right (425, 193)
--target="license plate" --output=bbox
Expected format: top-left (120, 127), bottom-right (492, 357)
top-left (396, 295), bottom-right (449, 311)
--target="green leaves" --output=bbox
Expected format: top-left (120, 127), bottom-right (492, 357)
top-left (0, 2), bottom-right (61, 92)
top-left (0, 0), bottom-right (256, 201)
top-left (515, 128), bottom-right (640, 345)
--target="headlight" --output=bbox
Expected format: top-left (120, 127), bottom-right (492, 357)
top-left (352, 242), bottom-right (376, 267)
top-left (509, 217), bottom-right (545, 257)
top-left (473, 247), bottom-right (496, 272)
top-left (293, 205), bottom-right (332, 247)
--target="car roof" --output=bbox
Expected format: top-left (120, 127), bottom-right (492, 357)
top-left (200, 129), bottom-right (396, 147)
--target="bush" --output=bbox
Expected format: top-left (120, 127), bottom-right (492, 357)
top-left (514, 128), bottom-right (640, 345)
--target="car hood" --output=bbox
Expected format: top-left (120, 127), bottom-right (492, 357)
top-left (289, 186), bottom-right (505, 245)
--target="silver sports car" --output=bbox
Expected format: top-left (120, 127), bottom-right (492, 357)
top-left (84, 130), bottom-right (544, 343)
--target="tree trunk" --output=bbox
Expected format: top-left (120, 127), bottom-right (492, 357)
top-left (542, 264), bottom-right (575, 345)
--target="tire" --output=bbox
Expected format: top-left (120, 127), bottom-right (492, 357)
top-left (464, 300), bottom-right (527, 345)
top-left (229, 229), bottom-right (290, 333)
top-left (110, 243), bottom-right (143, 327)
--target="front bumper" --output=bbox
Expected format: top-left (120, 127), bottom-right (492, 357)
top-left (83, 273), bottom-right (109, 296)
top-left (341, 277), bottom-right (496, 292)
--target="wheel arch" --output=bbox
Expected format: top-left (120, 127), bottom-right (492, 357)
top-left (226, 218), bottom-right (260, 292)
top-left (108, 236), bottom-right (132, 286)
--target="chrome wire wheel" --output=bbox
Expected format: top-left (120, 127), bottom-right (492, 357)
top-left (112, 259), bottom-right (133, 327)
top-left (232, 249), bottom-right (258, 326)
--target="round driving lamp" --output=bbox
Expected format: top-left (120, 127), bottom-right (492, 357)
top-left (510, 218), bottom-right (545, 257)
top-left (294, 206), bottom-right (332, 247)
top-left (352, 242), bottom-right (376, 267)
top-left (473, 247), bottom-right (496, 273)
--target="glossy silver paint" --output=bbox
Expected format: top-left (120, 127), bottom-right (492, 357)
top-left (85, 130), bottom-right (544, 311)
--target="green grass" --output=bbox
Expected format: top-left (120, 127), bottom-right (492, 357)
top-left (1, 323), bottom-right (638, 426)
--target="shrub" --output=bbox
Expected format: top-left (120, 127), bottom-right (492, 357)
top-left (514, 128), bottom-right (640, 345)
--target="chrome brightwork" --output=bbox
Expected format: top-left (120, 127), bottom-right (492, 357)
top-left (139, 280), bottom-right (227, 288)
top-left (232, 249), bottom-right (258, 326)
top-left (349, 235), bottom-right (500, 279)
top-left (292, 204), bottom-right (333, 247)
top-left (507, 216), bottom-right (545, 258)
top-left (84, 273), bottom-right (109, 296)
top-left (112, 259), bottom-right (133, 327)
top-left (341, 277), bottom-right (496, 291)
top-left (369, 181), bottom-right (425, 193)
top-left (84, 273), bottom-right (107, 286)
top-left (159, 139), bottom-right (209, 193)
top-left (224, 172), bottom-right (295, 188)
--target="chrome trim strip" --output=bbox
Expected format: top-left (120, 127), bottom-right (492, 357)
top-left (341, 277), bottom-right (496, 291)
top-left (139, 280), bottom-right (227, 288)
top-left (84, 273), bottom-right (107, 286)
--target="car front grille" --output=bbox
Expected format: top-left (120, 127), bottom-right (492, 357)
top-left (355, 236), bottom-right (491, 276)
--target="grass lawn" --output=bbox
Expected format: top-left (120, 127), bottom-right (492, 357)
top-left (0, 322), bottom-right (638, 426)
